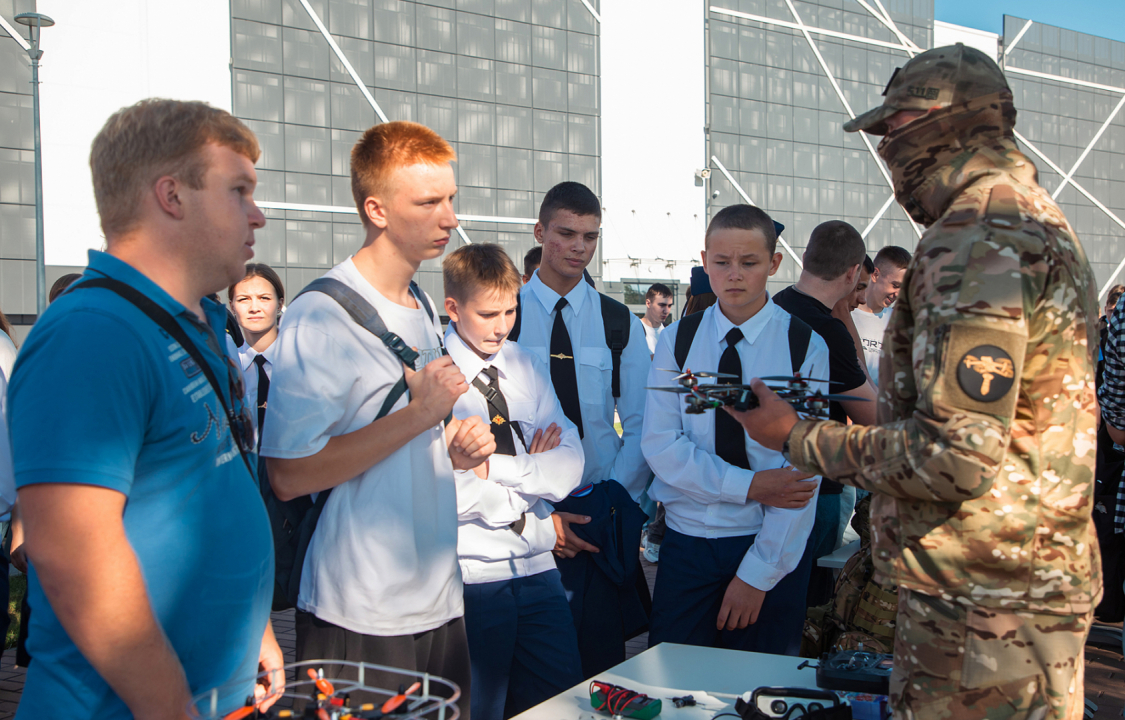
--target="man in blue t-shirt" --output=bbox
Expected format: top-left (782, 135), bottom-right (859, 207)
top-left (8, 100), bottom-right (279, 720)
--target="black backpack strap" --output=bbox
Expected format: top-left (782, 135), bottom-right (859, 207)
top-left (787, 315), bottom-right (812, 375)
top-left (674, 310), bottom-right (706, 371)
top-left (509, 292), bottom-right (523, 342)
top-left (599, 293), bottom-right (632, 399)
top-left (297, 277), bottom-right (450, 421)
top-left (298, 277), bottom-right (421, 368)
top-left (68, 276), bottom-right (256, 478)
top-left (225, 308), bottom-right (245, 348)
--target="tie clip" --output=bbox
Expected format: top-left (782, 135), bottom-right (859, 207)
top-left (550, 353), bottom-right (574, 360)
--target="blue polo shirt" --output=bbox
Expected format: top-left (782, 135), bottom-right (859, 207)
top-left (8, 251), bottom-right (273, 719)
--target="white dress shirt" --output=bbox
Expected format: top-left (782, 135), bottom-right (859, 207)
top-left (641, 299), bottom-right (829, 591)
top-left (261, 258), bottom-right (460, 636)
top-left (445, 328), bottom-right (584, 584)
top-left (516, 272), bottom-right (652, 501)
top-left (236, 342), bottom-right (274, 434)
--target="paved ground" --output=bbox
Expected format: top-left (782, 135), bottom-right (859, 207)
top-left (0, 557), bottom-right (1121, 718)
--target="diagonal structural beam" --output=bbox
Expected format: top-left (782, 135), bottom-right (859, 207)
top-left (861, 193), bottom-right (899, 239)
top-left (296, 0), bottom-right (478, 244)
top-left (1006, 65), bottom-right (1125, 95)
top-left (710, 155), bottom-right (803, 268)
top-left (709, 7), bottom-right (913, 54)
top-left (1004, 19), bottom-right (1034, 57)
top-left (1013, 130), bottom-right (1125, 300)
top-left (1051, 92), bottom-right (1125, 201)
top-left (778, 0), bottom-right (922, 238)
top-left (0, 13), bottom-right (29, 51)
top-left (578, 0), bottom-right (601, 24)
top-left (866, 0), bottom-right (921, 53)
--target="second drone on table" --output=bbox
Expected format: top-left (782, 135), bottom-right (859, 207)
top-left (647, 369), bottom-right (868, 416)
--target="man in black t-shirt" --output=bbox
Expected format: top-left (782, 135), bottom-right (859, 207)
top-left (773, 221), bottom-right (876, 605)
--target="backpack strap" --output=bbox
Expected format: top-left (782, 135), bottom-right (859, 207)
top-left (674, 310), bottom-right (706, 371)
top-left (599, 293), bottom-right (632, 399)
top-left (675, 308), bottom-right (811, 377)
top-left (787, 315), bottom-right (812, 375)
top-left (510, 288), bottom-right (631, 399)
top-left (509, 292), bottom-right (523, 342)
top-left (297, 277), bottom-right (443, 420)
top-left (68, 276), bottom-right (256, 478)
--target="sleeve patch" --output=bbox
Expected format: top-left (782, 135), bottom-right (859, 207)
top-left (957, 345), bottom-right (1015, 402)
top-left (940, 325), bottom-right (1024, 418)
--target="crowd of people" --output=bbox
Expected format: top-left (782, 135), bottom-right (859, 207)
top-left (0, 42), bottom-right (1109, 720)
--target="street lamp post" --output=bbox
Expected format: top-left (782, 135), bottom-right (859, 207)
top-left (14, 12), bottom-right (54, 316)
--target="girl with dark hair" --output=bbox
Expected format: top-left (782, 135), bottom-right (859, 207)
top-left (229, 264), bottom-right (285, 445)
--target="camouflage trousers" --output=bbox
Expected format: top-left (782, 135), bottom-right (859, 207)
top-left (891, 589), bottom-right (1091, 720)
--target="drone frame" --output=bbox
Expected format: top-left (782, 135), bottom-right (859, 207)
top-left (191, 659), bottom-right (460, 720)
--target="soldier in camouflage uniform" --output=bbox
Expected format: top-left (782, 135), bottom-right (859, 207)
top-left (730, 44), bottom-right (1100, 719)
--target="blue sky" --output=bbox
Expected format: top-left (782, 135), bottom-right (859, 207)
top-left (935, 0), bottom-right (1125, 44)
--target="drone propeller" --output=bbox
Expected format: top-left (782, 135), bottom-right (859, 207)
top-left (758, 375), bottom-right (840, 384)
top-left (646, 385), bottom-right (694, 394)
top-left (657, 368), bottom-right (739, 380)
top-left (807, 393), bottom-right (871, 402)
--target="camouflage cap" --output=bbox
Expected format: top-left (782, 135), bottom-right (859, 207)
top-left (844, 43), bottom-right (1010, 135)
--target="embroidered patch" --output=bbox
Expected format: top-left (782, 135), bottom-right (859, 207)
top-left (181, 356), bottom-right (201, 378)
top-left (957, 345), bottom-right (1015, 402)
top-left (492, 414), bottom-right (506, 426)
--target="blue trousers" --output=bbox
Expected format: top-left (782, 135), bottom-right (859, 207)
top-left (648, 528), bottom-right (812, 656)
top-left (802, 492), bottom-right (842, 607)
top-left (464, 569), bottom-right (584, 720)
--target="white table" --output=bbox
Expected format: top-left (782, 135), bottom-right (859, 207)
top-left (513, 643), bottom-right (820, 720)
top-left (817, 539), bottom-right (860, 570)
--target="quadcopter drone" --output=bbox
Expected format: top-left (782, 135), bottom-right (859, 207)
top-left (647, 369), bottom-right (867, 417)
top-left (192, 660), bottom-right (460, 720)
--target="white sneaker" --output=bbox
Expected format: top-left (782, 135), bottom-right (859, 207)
top-left (642, 537), bottom-right (661, 563)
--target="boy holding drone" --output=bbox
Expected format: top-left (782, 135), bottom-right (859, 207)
top-left (640, 204), bottom-right (829, 655)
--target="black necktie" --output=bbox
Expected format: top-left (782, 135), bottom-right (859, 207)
top-left (715, 327), bottom-right (750, 470)
top-left (550, 298), bottom-right (584, 439)
top-left (253, 354), bottom-right (269, 449)
top-left (474, 366), bottom-right (518, 456)
top-left (473, 367), bottom-right (527, 534)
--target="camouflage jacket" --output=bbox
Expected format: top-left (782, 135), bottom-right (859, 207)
top-left (789, 104), bottom-right (1101, 614)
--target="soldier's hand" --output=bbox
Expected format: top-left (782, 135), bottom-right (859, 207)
top-left (404, 355), bottom-right (468, 427)
top-left (447, 415), bottom-right (496, 471)
top-left (528, 423), bottom-right (562, 454)
top-left (551, 511), bottom-right (600, 558)
top-left (716, 576), bottom-right (766, 631)
top-left (747, 466), bottom-right (818, 508)
top-left (723, 378), bottom-right (799, 452)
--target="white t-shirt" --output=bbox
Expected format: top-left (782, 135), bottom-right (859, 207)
top-left (643, 321), bottom-right (663, 355)
top-left (851, 305), bottom-right (891, 381)
top-left (0, 332), bottom-right (16, 381)
top-left (261, 258), bottom-right (461, 636)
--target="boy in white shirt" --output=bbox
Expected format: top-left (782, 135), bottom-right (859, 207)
top-left (443, 244), bottom-right (585, 720)
top-left (514, 182), bottom-right (652, 676)
top-left (641, 204), bottom-right (828, 655)
top-left (261, 121), bottom-right (495, 713)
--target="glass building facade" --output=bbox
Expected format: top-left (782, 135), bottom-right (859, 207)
top-left (229, 0), bottom-right (601, 301)
top-left (5, 1), bottom-right (1125, 326)
top-left (0, 0), bottom-right (37, 327)
top-left (706, 0), bottom-right (932, 297)
top-left (1002, 15), bottom-right (1125, 293)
